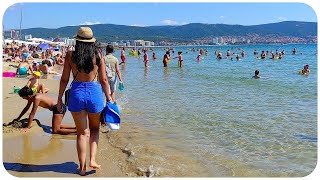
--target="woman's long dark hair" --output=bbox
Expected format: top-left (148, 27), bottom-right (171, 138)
top-left (72, 41), bottom-right (101, 74)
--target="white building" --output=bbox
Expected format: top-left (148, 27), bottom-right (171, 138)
top-left (218, 37), bottom-right (224, 44)
top-left (110, 42), bottom-right (118, 46)
top-left (3, 30), bottom-right (19, 39)
top-left (25, 34), bottom-right (32, 40)
top-left (231, 38), bottom-right (237, 44)
top-left (118, 43), bottom-right (127, 47)
top-left (144, 41), bottom-right (151, 46)
top-left (135, 40), bottom-right (144, 46)
top-left (212, 37), bottom-right (219, 44)
top-left (60, 38), bottom-right (75, 46)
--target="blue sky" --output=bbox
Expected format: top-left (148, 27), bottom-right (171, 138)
top-left (2, 2), bottom-right (318, 30)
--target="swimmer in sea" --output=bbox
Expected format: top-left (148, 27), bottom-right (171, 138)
top-left (292, 48), bottom-right (297, 55)
top-left (252, 70), bottom-right (261, 79)
top-left (301, 64), bottom-right (310, 75)
top-left (152, 52), bottom-right (156, 60)
top-left (236, 55), bottom-right (241, 61)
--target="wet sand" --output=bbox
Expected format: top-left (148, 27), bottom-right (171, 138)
top-left (2, 62), bottom-right (210, 177)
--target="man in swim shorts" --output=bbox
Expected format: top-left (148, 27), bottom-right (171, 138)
top-left (119, 47), bottom-right (126, 65)
top-left (14, 87), bottom-right (76, 134)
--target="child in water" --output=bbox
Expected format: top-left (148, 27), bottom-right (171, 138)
top-left (197, 54), bottom-right (201, 62)
top-left (25, 71), bottom-right (49, 94)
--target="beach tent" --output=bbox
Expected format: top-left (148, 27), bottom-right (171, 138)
top-left (38, 43), bottom-right (50, 50)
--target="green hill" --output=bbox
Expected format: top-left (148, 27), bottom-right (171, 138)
top-left (20, 21), bottom-right (317, 42)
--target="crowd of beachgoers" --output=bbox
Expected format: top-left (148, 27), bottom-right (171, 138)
top-left (2, 40), bottom-right (311, 86)
top-left (1, 36), bottom-right (314, 177)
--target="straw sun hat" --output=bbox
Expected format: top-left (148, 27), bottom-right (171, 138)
top-left (74, 27), bottom-right (96, 43)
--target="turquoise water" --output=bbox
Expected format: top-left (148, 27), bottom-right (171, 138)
top-left (113, 44), bottom-right (317, 176)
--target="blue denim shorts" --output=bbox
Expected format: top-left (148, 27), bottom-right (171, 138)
top-left (68, 81), bottom-right (104, 113)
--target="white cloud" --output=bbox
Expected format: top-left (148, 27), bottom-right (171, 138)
top-left (220, 16), bottom-right (225, 19)
top-left (130, 24), bottom-right (145, 27)
top-left (79, 21), bottom-right (101, 25)
top-left (278, 17), bottom-right (287, 21)
top-left (160, 19), bottom-right (187, 26)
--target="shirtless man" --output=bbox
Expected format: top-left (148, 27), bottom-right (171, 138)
top-left (119, 47), bottom-right (126, 65)
top-left (38, 60), bottom-right (59, 75)
top-left (15, 86), bottom-right (76, 134)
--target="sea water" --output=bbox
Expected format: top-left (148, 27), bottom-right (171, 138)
top-left (113, 44), bottom-right (317, 177)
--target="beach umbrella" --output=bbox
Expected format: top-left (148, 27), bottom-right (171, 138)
top-left (38, 43), bottom-right (50, 50)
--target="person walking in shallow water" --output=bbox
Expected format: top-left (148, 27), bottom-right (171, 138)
top-left (163, 51), bottom-right (170, 67)
top-left (56, 27), bottom-right (113, 176)
top-left (119, 47), bottom-right (126, 65)
top-left (105, 45), bottom-right (124, 101)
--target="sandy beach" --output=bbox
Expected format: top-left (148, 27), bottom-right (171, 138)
top-left (2, 61), bottom-right (210, 177)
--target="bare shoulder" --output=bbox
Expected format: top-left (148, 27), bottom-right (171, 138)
top-left (35, 93), bottom-right (55, 103)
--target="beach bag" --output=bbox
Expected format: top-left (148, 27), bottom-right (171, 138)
top-left (103, 102), bottom-right (121, 130)
top-left (118, 81), bottom-right (124, 91)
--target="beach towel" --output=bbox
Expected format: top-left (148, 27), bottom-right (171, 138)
top-left (103, 102), bottom-right (121, 130)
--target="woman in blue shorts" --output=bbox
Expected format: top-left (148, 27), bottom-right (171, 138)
top-left (56, 27), bottom-right (113, 176)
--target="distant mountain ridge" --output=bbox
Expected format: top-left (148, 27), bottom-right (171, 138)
top-left (20, 21), bottom-right (317, 42)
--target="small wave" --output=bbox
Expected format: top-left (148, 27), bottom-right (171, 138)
top-left (293, 135), bottom-right (317, 142)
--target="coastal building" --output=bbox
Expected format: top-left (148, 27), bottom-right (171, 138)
top-left (231, 38), bottom-right (237, 44)
top-left (135, 40), bottom-right (144, 46)
top-left (212, 37), bottom-right (219, 44)
top-left (144, 41), bottom-right (151, 46)
top-left (110, 42), bottom-right (118, 46)
top-left (118, 42), bottom-right (127, 47)
top-left (24, 34), bottom-right (32, 40)
top-left (3, 30), bottom-right (20, 40)
top-left (219, 37), bottom-right (224, 44)
top-left (129, 40), bottom-right (135, 46)
top-left (60, 37), bottom-right (76, 46)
